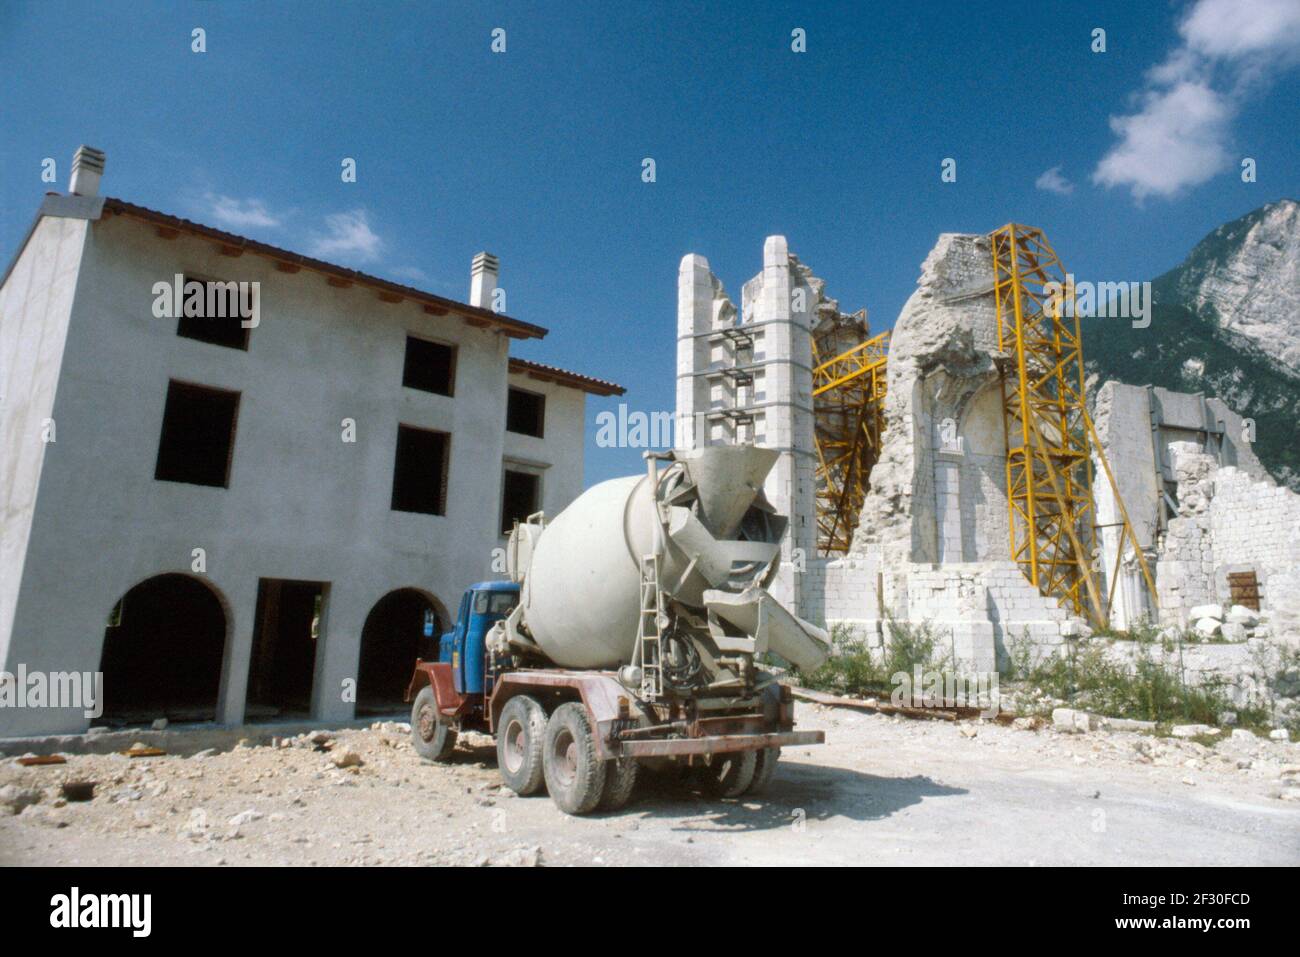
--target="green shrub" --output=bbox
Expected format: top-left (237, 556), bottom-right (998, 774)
top-left (1006, 637), bottom-right (1235, 724)
top-left (793, 619), bottom-right (953, 697)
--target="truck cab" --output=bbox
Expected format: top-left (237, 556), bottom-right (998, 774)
top-left (437, 581), bottom-right (519, 695)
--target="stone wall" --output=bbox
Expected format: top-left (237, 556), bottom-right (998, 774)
top-left (1157, 442), bottom-right (1300, 644)
top-left (800, 556), bottom-right (880, 630)
top-left (1099, 638), bottom-right (1292, 711)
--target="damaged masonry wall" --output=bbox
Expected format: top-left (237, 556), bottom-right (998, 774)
top-left (678, 230), bottom-right (1300, 679)
top-left (845, 234), bottom-right (1066, 672)
top-left (1156, 443), bottom-right (1300, 645)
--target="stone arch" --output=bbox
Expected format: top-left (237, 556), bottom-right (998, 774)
top-left (99, 572), bottom-right (230, 724)
top-left (356, 588), bottom-right (450, 714)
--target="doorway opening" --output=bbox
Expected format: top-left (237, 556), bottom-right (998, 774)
top-left (99, 573), bottom-right (227, 725)
top-left (245, 578), bottom-right (326, 720)
top-left (357, 589), bottom-right (444, 715)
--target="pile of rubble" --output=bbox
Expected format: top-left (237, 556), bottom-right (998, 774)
top-left (1186, 603), bottom-right (1264, 642)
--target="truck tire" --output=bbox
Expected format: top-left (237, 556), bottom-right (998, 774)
top-left (542, 702), bottom-right (608, 815)
top-left (599, 757), bottom-right (640, 811)
top-left (700, 750), bottom-right (757, 798)
top-left (745, 747), bottom-right (780, 795)
top-left (410, 686), bottom-right (457, 762)
top-left (497, 695), bottom-right (547, 796)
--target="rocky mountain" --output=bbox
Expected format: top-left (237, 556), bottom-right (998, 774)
top-left (1084, 199), bottom-right (1300, 490)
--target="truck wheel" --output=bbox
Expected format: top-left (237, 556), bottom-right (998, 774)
top-left (497, 695), bottom-right (547, 796)
top-left (745, 747), bottom-right (781, 795)
top-left (543, 702), bottom-right (608, 815)
top-left (410, 686), bottom-right (457, 762)
top-left (599, 757), bottom-right (640, 811)
top-left (700, 751), bottom-right (757, 798)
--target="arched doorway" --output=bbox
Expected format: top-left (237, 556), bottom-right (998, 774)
top-left (99, 573), bottom-right (228, 725)
top-left (357, 589), bottom-right (445, 715)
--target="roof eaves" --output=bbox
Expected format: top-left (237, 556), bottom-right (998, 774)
top-left (100, 197), bottom-right (547, 340)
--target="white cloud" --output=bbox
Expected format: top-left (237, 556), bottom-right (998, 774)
top-left (1179, 0), bottom-right (1300, 61)
top-left (203, 192), bottom-right (281, 229)
top-left (1093, 82), bottom-right (1233, 199)
top-left (1035, 165), bottom-right (1075, 195)
top-left (308, 209), bottom-right (382, 263)
top-left (1093, 0), bottom-right (1300, 202)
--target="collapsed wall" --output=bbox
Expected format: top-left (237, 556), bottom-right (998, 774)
top-left (852, 234), bottom-right (1000, 564)
top-left (843, 234), bottom-right (1068, 670)
top-left (1157, 443), bottom-right (1300, 646)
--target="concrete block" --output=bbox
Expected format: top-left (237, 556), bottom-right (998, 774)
top-left (1171, 724), bottom-right (1217, 738)
top-left (1194, 617), bottom-right (1222, 638)
top-left (1061, 618), bottom-right (1093, 639)
top-left (1052, 708), bottom-right (1092, 732)
top-left (1105, 717), bottom-right (1158, 732)
top-left (1227, 605), bottom-right (1259, 626)
top-left (1220, 622), bottom-right (1247, 642)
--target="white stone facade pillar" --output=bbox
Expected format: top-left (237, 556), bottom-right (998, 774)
top-left (753, 236), bottom-right (816, 614)
top-left (676, 254), bottom-right (714, 450)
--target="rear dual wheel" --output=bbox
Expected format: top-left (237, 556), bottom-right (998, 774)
top-left (599, 757), bottom-right (640, 811)
top-left (699, 751), bottom-right (757, 798)
top-left (497, 695), bottom-right (547, 796)
top-left (748, 747), bottom-right (781, 795)
top-left (543, 703), bottom-right (608, 815)
top-left (695, 747), bottom-right (781, 798)
top-left (497, 699), bottom-right (641, 813)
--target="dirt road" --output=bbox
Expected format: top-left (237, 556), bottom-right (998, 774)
top-left (3, 704), bottom-right (1298, 866)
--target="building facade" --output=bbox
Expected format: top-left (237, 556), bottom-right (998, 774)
top-left (0, 148), bottom-right (621, 736)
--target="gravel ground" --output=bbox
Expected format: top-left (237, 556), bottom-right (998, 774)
top-left (2, 704), bottom-right (1299, 866)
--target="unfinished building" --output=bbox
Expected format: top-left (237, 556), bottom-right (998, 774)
top-left (676, 229), bottom-right (1300, 674)
top-left (0, 148), bottom-right (623, 737)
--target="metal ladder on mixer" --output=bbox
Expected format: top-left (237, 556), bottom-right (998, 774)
top-left (637, 554), bottom-right (664, 700)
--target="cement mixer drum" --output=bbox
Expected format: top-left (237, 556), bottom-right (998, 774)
top-left (512, 445), bottom-right (830, 675)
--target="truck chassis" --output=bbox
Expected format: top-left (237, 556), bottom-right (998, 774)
top-left (406, 660), bottom-right (823, 814)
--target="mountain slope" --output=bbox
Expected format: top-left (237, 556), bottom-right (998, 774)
top-left (1084, 199), bottom-right (1300, 490)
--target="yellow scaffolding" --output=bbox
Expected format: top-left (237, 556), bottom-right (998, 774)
top-left (990, 223), bottom-right (1157, 628)
top-left (808, 224), bottom-right (1155, 627)
top-left (812, 329), bottom-right (889, 554)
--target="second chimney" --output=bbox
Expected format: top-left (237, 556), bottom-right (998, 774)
top-left (69, 145), bottom-right (106, 197)
top-left (469, 251), bottom-right (499, 310)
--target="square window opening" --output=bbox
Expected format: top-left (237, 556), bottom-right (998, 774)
top-left (500, 469), bottom-right (541, 534)
top-left (403, 336), bottom-right (456, 396)
top-left (175, 275), bottom-right (252, 350)
top-left (154, 381), bottom-right (241, 488)
top-left (506, 387), bottom-right (545, 437)
top-left (391, 425), bottom-right (450, 515)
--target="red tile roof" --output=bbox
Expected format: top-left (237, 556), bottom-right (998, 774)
top-left (100, 196), bottom-right (547, 340)
top-left (509, 358), bottom-right (625, 396)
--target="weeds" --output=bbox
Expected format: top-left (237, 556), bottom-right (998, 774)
top-left (793, 619), bottom-right (952, 697)
top-left (1003, 632), bottom-right (1260, 727)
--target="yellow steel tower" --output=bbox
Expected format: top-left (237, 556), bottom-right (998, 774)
top-left (990, 223), bottom-right (1156, 628)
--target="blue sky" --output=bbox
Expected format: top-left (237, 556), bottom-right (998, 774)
top-left (3, 0), bottom-right (1298, 485)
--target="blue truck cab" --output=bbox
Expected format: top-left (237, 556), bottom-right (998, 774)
top-left (440, 581), bottom-right (520, 695)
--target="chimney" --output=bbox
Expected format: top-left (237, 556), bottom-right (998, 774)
top-left (69, 145), bottom-right (106, 197)
top-left (469, 251), bottom-right (499, 310)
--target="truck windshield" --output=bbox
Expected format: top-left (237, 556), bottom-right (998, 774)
top-left (473, 591), bottom-right (518, 616)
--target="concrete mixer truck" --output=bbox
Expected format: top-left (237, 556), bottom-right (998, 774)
top-left (405, 445), bottom-right (831, 815)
